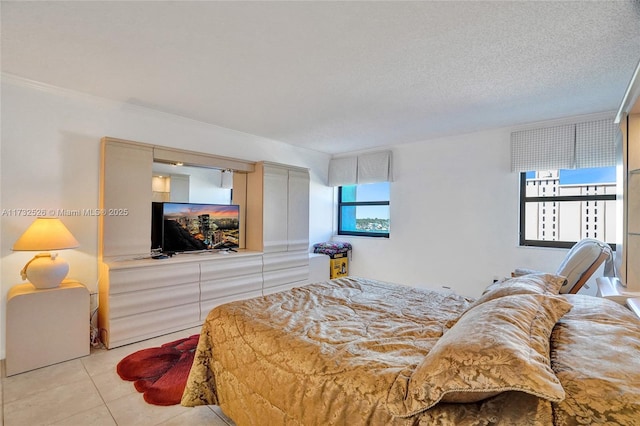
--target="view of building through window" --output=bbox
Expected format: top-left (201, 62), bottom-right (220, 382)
top-left (522, 167), bottom-right (616, 246)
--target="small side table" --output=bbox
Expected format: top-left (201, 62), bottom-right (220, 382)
top-left (596, 277), bottom-right (640, 305)
top-left (627, 298), bottom-right (640, 319)
top-left (6, 280), bottom-right (90, 376)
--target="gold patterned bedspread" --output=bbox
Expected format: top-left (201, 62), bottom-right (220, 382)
top-left (181, 277), bottom-right (640, 425)
top-left (551, 294), bottom-right (640, 425)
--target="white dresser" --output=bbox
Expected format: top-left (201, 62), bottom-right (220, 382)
top-left (99, 251), bottom-right (264, 349)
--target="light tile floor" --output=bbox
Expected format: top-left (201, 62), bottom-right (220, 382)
top-left (1, 327), bottom-right (236, 426)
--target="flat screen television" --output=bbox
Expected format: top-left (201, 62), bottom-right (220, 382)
top-left (151, 202), bottom-right (240, 253)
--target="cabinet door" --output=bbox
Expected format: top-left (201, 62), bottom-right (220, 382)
top-left (263, 165), bottom-right (289, 253)
top-left (287, 169), bottom-right (310, 252)
top-left (626, 114), bottom-right (640, 289)
top-left (101, 139), bottom-right (153, 257)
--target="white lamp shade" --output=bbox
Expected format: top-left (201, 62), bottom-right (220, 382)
top-left (13, 218), bottom-right (79, 251)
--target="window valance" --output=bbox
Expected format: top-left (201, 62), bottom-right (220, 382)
top-left (328, 156), bottom-right (358, 187)
top-left (575, 119), bottom-right (617, 168)
top-left (511, 118), bottom-right (616, 172)
top-left (328, 150), bottom-right (393, 186)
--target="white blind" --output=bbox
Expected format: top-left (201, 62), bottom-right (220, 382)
top-left (511, 118), bottom-right (616, 172)
top-left (328, 150), bottom-right (393, 186)
top-left (575, 119), bottom-right (616, 168)
top-left (357, 151), bottom-right (393, 184)
top-left (511, 124), bottom-right (575, 172)
top-left (328, 156), bottom-right (358, 186)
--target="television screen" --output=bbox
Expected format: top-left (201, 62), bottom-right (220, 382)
top-left (152, 202), bottom-right (240, 253)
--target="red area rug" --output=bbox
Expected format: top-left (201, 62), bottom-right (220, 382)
top-left (116, 334), bottom-right (199, 406)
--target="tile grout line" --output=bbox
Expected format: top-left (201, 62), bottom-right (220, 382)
top-left (81, 356), bottom-right (119, 425)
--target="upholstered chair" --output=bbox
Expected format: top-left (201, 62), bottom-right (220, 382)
top-left (513, 238), bottom-right (614, 294)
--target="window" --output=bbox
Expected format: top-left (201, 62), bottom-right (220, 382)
top-left (338, 182), bottom-right (390, 237)
top-left (519, 167), bottom-right (616, 248)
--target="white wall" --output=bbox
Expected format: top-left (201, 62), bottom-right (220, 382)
top-left (0, 76), bottom-right (335, 358)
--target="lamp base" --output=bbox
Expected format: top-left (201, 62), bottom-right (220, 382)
top-left (22, 253), bottom-right (69, 289)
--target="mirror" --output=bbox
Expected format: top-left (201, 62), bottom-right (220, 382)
top-left (152, 162), bottom-right (232, 204)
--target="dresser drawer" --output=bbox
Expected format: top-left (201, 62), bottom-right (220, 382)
top-left (107, 302), bottom-right (200, 348)
top-left (108, 263), bottom-right (200, 294)
top-left (109, 281), bottom-right (200, 318)
top-left (200, 254), bottom-right (263, 281)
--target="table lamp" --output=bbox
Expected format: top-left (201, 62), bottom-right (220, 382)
top-left (12, 217), bottom-right (80, 289)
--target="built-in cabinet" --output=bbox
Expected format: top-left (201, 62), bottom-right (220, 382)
top-left (247, 162), bottom-right (311, 295)
top-left (617, 60), bottom-right (640, 292)
top-left (98, 139), bottom-right (312, 348)
top-left (625, 116), bottom-right (640, 290)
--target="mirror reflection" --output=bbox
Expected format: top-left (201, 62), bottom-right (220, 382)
top-left (152, 162), bottom-right (232, 204)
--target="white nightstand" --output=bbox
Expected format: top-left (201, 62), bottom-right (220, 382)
top-left (627, 298), bottom-right (640, 319)
top-left (6, 280), bottom-right (90, 376)
top-left (596, 277), bottom-right (640, 305)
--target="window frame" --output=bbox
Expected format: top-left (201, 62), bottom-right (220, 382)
top-left (337, 185), bottom-right (390, 238)
top-left (519, 172), bottom-right (616, 249)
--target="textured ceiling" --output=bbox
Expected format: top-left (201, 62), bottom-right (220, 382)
top-left (2, 1), bottom-right (640, 154)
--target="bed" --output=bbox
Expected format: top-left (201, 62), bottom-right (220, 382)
top-left (181, 276), bottom-right (640, 425)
